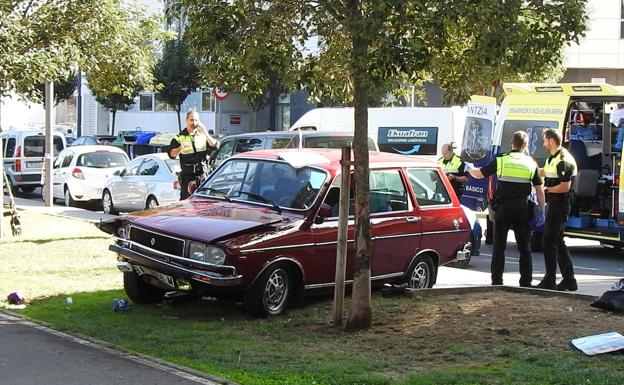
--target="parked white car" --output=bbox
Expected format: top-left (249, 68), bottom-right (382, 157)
top-left (51, 145), bottom-right (129, 206)
top-left (102, 153), bottom-right (181, 214)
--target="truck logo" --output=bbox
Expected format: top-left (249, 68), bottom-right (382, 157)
top-left (393, 145), bottom-right (421, 155)
top-left (465, 185), bottom-right (484, 193)
top-left (388, 129), bottom-right (429, 138)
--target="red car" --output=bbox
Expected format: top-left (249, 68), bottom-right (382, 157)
top-left (99, 149), bottom-right (472, 316)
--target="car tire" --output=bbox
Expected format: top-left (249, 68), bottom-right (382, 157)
top-left (20, 186), bottom-right (36, 193)
top-left (405, 255), bottom-right (435, 289)
top-left (530, 231), bottom-right (542, 252)
top-left (244, 264), bottom-right (291, 317)
top-left (102, 190), bottom-right (118, 215)
top-left (6, 179), bottom-right (18, 195)
top-left (64, 186), bottom-right (75, 207)
top-left (123, 271), bottom-right (166, 304)
top-left (146, 195), bottom-right (159, 210)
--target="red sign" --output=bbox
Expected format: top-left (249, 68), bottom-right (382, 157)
top-left (213, 88), bottom-right (229, 101)
top-left (229, 115), bottom-right (241, 125)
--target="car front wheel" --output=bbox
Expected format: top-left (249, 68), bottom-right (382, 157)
top-left (146, 195), bottom-right (159, 209)
top-left (64, 187), bottom-right (75, 207)
top-left (123, 271), bottom-right (166, 304)
top-left (406, 255), bottom-right (435, 289)
top-left (245, 265), bottom-right (291, 317)
top-left (102, 190), bottom-right (117, 215)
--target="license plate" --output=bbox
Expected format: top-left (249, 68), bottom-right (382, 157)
top-left (27, 161), bottom-right (43, 168)
top-left (134, 265), bottom-right (175, 288)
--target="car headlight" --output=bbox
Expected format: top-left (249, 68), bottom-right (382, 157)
top-left (117, 223), bottom-right (131, 239)
top-left (188, 242), bottom-right (226, 265)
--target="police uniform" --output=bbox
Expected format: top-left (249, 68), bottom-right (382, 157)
top-left (438, 154), bottom-right (466, 197)
top-left (539, 148), bottom-right (578, 290)
top-left (480, 150), bottom-right (542, 286)
top-left (168, 128), bottom-right (213, 200)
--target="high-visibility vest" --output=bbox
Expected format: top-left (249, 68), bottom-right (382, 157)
top-left (496, 152), bottom-right (537, 184)
top-left (544, 148), bottom-right (577, 183)
top-left (175, 131), bottom-right (209, 155)
top-left (438, 154), bottom-right (462, 175)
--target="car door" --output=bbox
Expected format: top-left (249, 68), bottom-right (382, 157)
top-left (53, 150), bottom-right (74, 199)
top-left (134, 158), bottom-right (159, 210)
top-left (112, 158), bottom-right (142, 210)
top-left (369, 168), bottom-right (419, 278)
top-left (406, 167), bottom-right (468, 265)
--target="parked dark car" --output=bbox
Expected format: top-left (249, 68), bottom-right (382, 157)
top-left (208, 131), bottom-right (378, 172)
top-left (99, 149), bottom-right (472, 316)
top-left (71, 135), bottom-right (117, 146)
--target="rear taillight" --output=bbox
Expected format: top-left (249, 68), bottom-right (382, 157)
top-left (71, 167), bottom-right (84, 179)
top-left (15, 146), bottom-right (21, 172)
top-left (173, 180), bottom-right (181, 190)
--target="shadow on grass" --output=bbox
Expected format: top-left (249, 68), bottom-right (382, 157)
top-left (10, 235), bottom-right (111, 244)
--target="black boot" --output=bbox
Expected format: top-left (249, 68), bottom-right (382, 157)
top-left (556, 279), bottom-right (578, 292)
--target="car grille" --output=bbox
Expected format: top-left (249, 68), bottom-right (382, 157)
top-left (129, 226), bottom-right (185, 258)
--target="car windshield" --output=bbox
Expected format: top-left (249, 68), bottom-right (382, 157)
top-left (76, 152), bottom-right (128, 168)
top-left (198, 159), bottom-right (328, 210)
top-left (165, 158), bottom-right (182, 174)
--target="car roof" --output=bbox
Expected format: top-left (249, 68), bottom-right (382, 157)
top-left (233, 148), bottom-right (439, 171)
top-left (135, 152), bottom-right (173, 161)
top-left (61, 145), bottom-right (128, 155)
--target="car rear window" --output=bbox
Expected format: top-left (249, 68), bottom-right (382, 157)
top-left (165, 159), bottom-right (182, 174)
top-left (23, 136), bottom-right (64, 157)
top-left (76, 152), bottom-right (128, 168)
top-left (304, 136), bottom-right (377, 150)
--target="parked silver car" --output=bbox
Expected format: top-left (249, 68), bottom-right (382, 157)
top-left (102, 153), bottom-right (181, 214)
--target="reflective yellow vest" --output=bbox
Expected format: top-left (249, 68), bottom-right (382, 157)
top-left (175, 131), bottom-right (209, 155)
top-left (496, 152), bottom-right (537, 184)
top-left (438, 154), bottom-right (462, 174)
top-left (544, 148), bottom-right (577, 182)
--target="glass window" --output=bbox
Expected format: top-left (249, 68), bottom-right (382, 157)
top-left (267, 137), bottom-right (297, 149)
top-left (139, 159), bottom-right (159, 175)
top-left (201, 90), bottom-right (215, 112)
top-left (76, 152), bottom-right (128, 168)
top-left (500, 120), bottom-right (558, 166)
top-left (53, 154), bottom-right (64, 169)
top-left (369, 170), bottom-right (408, 213)
top-left (3, 138), bottom-right (16, 157)
top-left (461, 117), bottom-right (493, 162)
top-left (202, 159), bottom-right (327, 210)
top-left (234, 138), bottom-right (265, 154)
top-left (121, 159), bottom-right (143, 176)
top-left (61, 153), bottom-right (74, 168)
top-left (23, 136), bottom-right (45, 157)
top-left (165, 158), bottom-right (182, 174)
top-left (210, 140), bottom-right (236, 168)
top-left (53, 137), bottom-right (64, 156)
top-left (155, 93), bottom-right (174, 112)
top-left (139, 94), bottom-right (153, 112)
top-left (407, 169), bottom-right (451, 206)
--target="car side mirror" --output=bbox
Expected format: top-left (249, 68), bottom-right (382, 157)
top-left (315, 203), bottom-right (333, 224)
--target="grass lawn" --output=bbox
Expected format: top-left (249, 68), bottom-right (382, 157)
top-left (2, 210), bottom-right (624, 385)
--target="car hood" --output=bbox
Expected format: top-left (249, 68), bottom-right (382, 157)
top-left (125, 198), bottom-right (295, 242)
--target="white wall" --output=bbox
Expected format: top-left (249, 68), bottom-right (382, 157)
top-left (565, 0), bottom-right (624, 69)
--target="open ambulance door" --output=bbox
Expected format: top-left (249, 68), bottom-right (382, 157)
top-left (459, 96), bottom-right (497, 211)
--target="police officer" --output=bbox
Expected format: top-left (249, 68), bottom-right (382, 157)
top-left (467, 131), bottom-right (545, 287)
top-left (168, 110), bottom-right (216, 200)
top-left (438, 143), bottom-right (468, 197)
top-left (536, 129), bottom-right (578, 291)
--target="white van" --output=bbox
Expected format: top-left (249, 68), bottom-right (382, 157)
top-left (289, 107), bottom-right (466, 159)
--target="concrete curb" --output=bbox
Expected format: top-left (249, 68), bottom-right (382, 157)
top-left (0, 310), bottom-right (240, 385)
top-left (406, 285), bottom-right (598, 301)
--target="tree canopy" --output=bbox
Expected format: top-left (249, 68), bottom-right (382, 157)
top-left (177, 0), bottom-right (588, 330)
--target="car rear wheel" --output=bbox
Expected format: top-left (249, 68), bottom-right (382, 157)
top-left (406, 255), bottom-right (435, 289)
top-left (64, 186), bottom-right (75, 207)
top-left (20, 186), bottom-right (36, 193)
top-left (123, 271), bottom-right (166, 304)
top-left (146, 195), bottom-right (159, 209)
top-left (102, 190), bottom-right (117, 215)
top-left (245, 265), bottom-right (291, 317)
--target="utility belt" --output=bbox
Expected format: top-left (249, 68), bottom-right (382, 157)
top-left (546, 192), bottom-right (571, 203)
top-left (181, 162), bottom-right (205, 175)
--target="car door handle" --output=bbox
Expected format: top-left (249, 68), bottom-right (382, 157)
top-left (406, 216), bottom-right (421, 223)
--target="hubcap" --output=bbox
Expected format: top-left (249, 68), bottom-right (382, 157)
top-left (148, 198), bottom-right (157, 209)
top-left (263, 268), bottom-right (288, 314)
top-left (409, 262), bottom-right (429, 289)
top-left (103, 193), bottom-right (112, 213)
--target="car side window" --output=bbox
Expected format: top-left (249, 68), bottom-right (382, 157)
top-left (267, 137), bottom-right (296, 149)
top-left (234, 138), bottom-right (264, 154)
top-left (138, 159), bottom-right (159, 176)
top-left (407, 168), bottom-right (452, 206)
top-left (3, 138), bottom-right (16, 157)
top-left (53, 154), bottom-right (64, 169)
top-left (213, 141), bottom-right (236, 165)
top-left (122, 159), bottom-right (143, 177)
top-left (61, 153), bottom-right (74, 168)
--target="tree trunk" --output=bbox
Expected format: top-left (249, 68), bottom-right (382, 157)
top-left (111, 108), bottom-right (117, 135)
top-left (345, 27), bottom-right (372, 332)
top-left (176, 104), bottom-right (182, 132)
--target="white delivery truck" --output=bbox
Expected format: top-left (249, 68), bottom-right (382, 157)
top-left (289, 107), bottom-right (466, 159)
